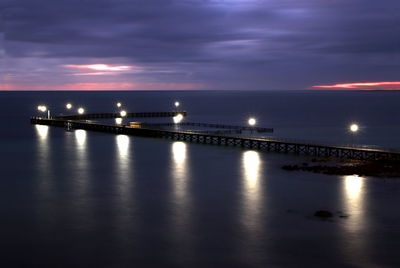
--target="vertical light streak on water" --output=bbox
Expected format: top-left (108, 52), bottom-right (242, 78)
top-left (68, 129), bottom-right (93, 227)
top-left (341, 175), bottom-right (371, 265)
top-left (342, 175), bottom-right (366, 232)
top-left (74, 129), bottom-right (89, 196)
top-left (35, 125), bottom-right (53, 196)
top-left (116, 135), bottom-right (131, 198)
top-left (241, 150), bottom-right (263, 233)
top-left (170, 141), bottom-right (194, 263)
top-left (34, 125), bottom-right (59, 233)
top-left (240, 150), bottom-right (264, 262)
top-left (172, 142), bottom-right (188, 202)
top-left (114, 135), bottom-right (133, 238)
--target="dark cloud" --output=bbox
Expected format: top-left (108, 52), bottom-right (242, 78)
top-left (1, 0), bottom-right (399, 90)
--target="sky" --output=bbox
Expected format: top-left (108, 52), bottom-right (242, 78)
top-left (0, 0), bottom-right (399, 91)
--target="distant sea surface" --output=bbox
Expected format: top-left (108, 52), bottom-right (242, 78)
top-left (1, 90), bottom-right (400, 267)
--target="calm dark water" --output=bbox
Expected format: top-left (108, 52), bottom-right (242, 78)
top-left (1, 90), bottom-right (400, 267)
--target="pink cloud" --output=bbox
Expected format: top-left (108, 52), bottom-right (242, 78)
top-left (312, 81), bottom-right (400, 90)
top-left (64, 64), bottom-right (135, 71)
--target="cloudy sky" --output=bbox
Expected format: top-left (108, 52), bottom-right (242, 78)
top-left (1, 0), bottom-right (399, 90)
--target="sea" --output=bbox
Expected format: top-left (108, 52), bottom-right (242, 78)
top-left (1, 90), bottom-right (400, 267)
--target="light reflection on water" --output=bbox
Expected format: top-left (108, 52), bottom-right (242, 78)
top-left (35, 125), bottom-right (52, 194)
top-left (72, 129), bottom-right (90, 202)
top-left (75, 129), bottom-right (87, 147)
top-left (75, 129), bottom-right (88, 176)
top-left (116, 135), bottom-right (130, 168)
top-left (172, 141), bottom-right (188, 201)
top-left (35, 125), bottom-right (49, 140)
top-left (114, 135), bottom-right (133, 240)
top-left (241, 150), bottom-right (265, 264)
top-left (241, 150), bottom-right (263, 233)
top-left (342, 175), bottom-right (366, 232)
top-left (115, 135), bottom-right (132, 201)
top-left (35, 125), bottom-right (50, 169)
top-left (341, 175), bottom-right (371, 266)
top-left (170, 141), bottom-right (193, 262)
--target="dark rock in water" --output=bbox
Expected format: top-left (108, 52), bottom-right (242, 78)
top-left (314, 210), bottom-right (333, 218)
top-left (281, 159), bottom-right (400, 178)
top-left (282, 165), bottom-right (296, 171)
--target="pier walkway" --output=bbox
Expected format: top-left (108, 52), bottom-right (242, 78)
top-left (31, 112), bottom-right (400, 161)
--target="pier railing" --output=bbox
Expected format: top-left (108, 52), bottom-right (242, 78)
top-left (141, 122), bottom-right (273, 133)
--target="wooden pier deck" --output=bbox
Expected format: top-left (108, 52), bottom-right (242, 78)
top-left (31, 113), bottom-right (400, 161)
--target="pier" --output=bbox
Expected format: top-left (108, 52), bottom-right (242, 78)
top-left (31, 112), bottom-right (400, 161)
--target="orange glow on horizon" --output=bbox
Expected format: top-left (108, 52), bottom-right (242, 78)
top-left (313, 81), bottom-right (400, 90)
top-left (64, 64), bottom-right (134, 71)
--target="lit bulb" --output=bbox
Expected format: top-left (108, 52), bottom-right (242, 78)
top-left (350, 124), bottom-right (359, 133)
top-left (248, 117), bottom-right (256, 126)
top-left (173, 113), bottom-right (184, 124)
top-left (37, 105), bottom-right (46, 112)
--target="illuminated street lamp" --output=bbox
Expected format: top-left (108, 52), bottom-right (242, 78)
top-left (117, 102), bottom-right (122, 108)
top-left (174, 101), bottom-right (180, 108)
top-left (349, 123), bottom-right (359, 146)
top-left (78, 107), bottom-right (85, 114)
top-left (248, 117), bottom-right (256, 126)
top-left (350, 124), bottom-right (359, 133)
top-left (37, 105), bottom-right (46, 112)
top-left (173, 113), bottom-right (184, 124)
top-left (66, 103), bottom-right (72, 110)
top-left (37, 105), bottom-right (50, 118)
top-left (120, 110), bottom-right (127, 117)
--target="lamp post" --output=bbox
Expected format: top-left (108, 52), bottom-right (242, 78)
top-left (248, 117), bottom-right (256, 134)
top-left (349, 123), bottom-right (359, 146)
top-left (174, 101), bottom-right (180, 112)
top-left (37, 105), bottom-right (50, 118)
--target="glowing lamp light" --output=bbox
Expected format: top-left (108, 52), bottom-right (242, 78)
top-left (66, 103), bottom-right (72, 109)
top-left (248, 117), bottom-right (256, 126)
top-left (120, 110), bottom-right (127, 117)
top-left (173, 113), bottom-right (184, 124)
top-left (350, 124), bottom-right (359, 133)
top-left (37, 105), bottom-right (47, 112)
top-left (117, 102), bottom-right (122, 108)
top-left (115, 118), bottom-right (123, 125)
top-left (78, 107), bottom-right (85, 114)
top-left (174, 101), bottom-right (180, 108)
